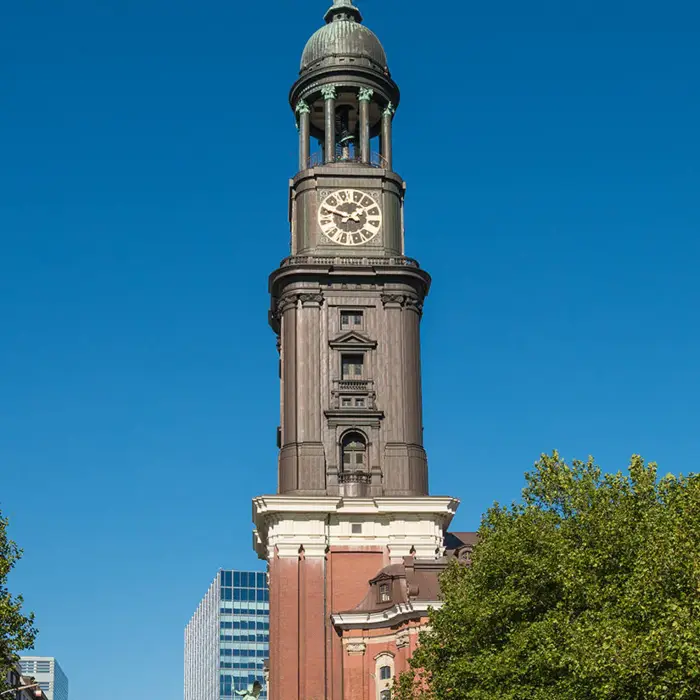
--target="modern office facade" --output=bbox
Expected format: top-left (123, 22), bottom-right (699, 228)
top-left (19, 657), bottom-right (68, 700)
top-left (185, 570), bottom-right (269, 700)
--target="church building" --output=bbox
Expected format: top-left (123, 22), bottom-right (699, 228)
top-left (252, 2), bottom-right (474, 698)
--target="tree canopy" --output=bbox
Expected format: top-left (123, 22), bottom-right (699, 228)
top-left (0, 510), bottom-right (37, 690)
top-left (396, 453), bottom-right (700, 700)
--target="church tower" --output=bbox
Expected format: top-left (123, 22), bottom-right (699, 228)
top-left (253, 2), bottom-right (459, 698)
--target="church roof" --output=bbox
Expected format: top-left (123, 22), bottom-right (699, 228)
top-left (336, 531), bottom-right (478, 618)
top-left (300, 0), bottom-right (388, 75)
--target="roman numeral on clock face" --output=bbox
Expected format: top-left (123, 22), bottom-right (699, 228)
top-left (317, 189), bottom-right (383, 246)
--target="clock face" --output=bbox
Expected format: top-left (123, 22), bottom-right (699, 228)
top-left (317, 189), bottom-right (382, 246)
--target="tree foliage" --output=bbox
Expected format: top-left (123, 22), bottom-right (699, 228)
top-left (396, 453), bottom-right (700, 700)
top-left (0, 510), bottom-right (37, 690)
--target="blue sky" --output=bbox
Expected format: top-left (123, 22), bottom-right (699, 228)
top-left (2, 0), bottom-right (699, 698)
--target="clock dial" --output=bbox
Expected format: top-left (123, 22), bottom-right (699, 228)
top-left (317, 189), bottom-right (382, 246)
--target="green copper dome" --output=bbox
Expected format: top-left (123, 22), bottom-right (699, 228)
top-left (300, 0), bottom-right (388, 74)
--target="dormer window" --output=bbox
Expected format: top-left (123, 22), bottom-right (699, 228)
top-left (379, 583), bottom-right (391, 603)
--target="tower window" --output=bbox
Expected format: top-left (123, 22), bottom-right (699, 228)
top-left (380, 691), bottom-right (391, 700)
top-left (340, 396), bottom-right (366, 409)
top-left (342, 354), bottom-right (363, 379)
top-left (379, 666), bottom-right (392, 680)
top-left (341, 310), bottom-right (363, 330)
top-left (379, 583), bottom-right (391, 602)
top-left (341, 432), bottom-right (367, 470)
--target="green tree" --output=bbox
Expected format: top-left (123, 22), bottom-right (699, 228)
top-left (0, 510), bottom-right (37, 691)
top-left (396, 453), bottom-right (700, 700)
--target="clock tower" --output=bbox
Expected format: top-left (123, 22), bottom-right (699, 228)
top-left (253, 2), bottom-right (459, 698)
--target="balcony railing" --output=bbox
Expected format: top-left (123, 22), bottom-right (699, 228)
top-left (339, 471), bottom-right (372, 485)
top-left (307, 150), bottom-right (389, 170)
top-left (280, 255), bottom-right (420, 269)
top-left (330, 379), bottom-right (376, 411)
top-left (335, 379), bottom-right (373, 393)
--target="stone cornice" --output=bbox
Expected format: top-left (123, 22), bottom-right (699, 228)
top-left (324, 410), bottom-right (384, 428)
top-left (252, 495), bottom-right (460, 561)
top-left (332, 601), bottom-right (442, 630)
top-left (253, 495), bottom-right (459, 516)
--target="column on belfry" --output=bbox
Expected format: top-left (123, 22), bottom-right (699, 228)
top-left (381, 102), bottom-right (395, 170)
top-left (296, 99), bottom-right (311, 171)
top-left (358, 87), bottom-right (374, 164)
top-left (321, 85), bottom-right (337, 163)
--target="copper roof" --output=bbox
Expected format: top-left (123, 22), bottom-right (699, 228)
top-left (340, 531), bottom-right (478, 615)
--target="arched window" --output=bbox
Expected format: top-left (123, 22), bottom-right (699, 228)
top-left (342, 432), bottom-right (367, 471)
top-left (375, 652), bottom-right (395, 700)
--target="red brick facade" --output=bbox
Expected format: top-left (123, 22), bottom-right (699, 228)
top-left (268, 546), bottom-right (389, 700)
top-left (258, 520), bottom-right (475, 700)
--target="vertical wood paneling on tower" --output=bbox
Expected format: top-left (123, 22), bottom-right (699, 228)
top-left (382, 298), bottom-right (407, 492)
top-left (298, 297), bottom-right (326, 492)
top-left (320, 299), bottom-right (332, 480)
top-left (281, 303), bottom-right (299, 492)
top-left (404, 303), bottom-right (423, 492)
top-left (404, 304), bottom-right (421, 445)
top-left (298, 301), bottom-right (310, 446)
top-left (413, 307), bottom-right (428, 493)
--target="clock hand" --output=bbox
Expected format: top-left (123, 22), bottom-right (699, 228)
top-left (322, 205), bottom-right (361, 223)
top-left (322, 205), bottom-right (348, 217)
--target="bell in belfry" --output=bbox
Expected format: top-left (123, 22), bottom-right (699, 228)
top-left (335, 104), bottom-right (355, 161)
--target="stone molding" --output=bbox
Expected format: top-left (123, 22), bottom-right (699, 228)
top-left (275, 293), bottom-right (298, 316)
top-left (380, 292), bottom-right (423, 313)
top-left (344, 641), bottom-right (367, 656)
top-left (339, 625), bottom-right (425, 649)
top-left (274, 291), bottom-right (324, 317)
top-left (395, 630), bottom-right (410, 648)
top-left (252, 495), bottom-right (459, 561)
top-left (332, 601), bottom-right (441, 630)
top-left (299, 292), bottom-right (324, 307)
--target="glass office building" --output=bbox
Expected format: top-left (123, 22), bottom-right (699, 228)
top-left (19, 657), bottom-right (68, 700)
top-left (185, 570), bottom-right (269, 700)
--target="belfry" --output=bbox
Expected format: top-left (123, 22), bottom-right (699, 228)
top-left (253, 2), bottom-right (468, 698)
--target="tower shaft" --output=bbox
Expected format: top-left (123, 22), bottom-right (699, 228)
top-left (252, 3), bottom-right (459, 698)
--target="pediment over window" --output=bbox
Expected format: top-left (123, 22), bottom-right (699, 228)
top-left (371, 572), bottom-right (394, 584)
top-left (369, 565), bottom-right (404, 585)
top-left (329, 330), bottom-right (377, 350)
